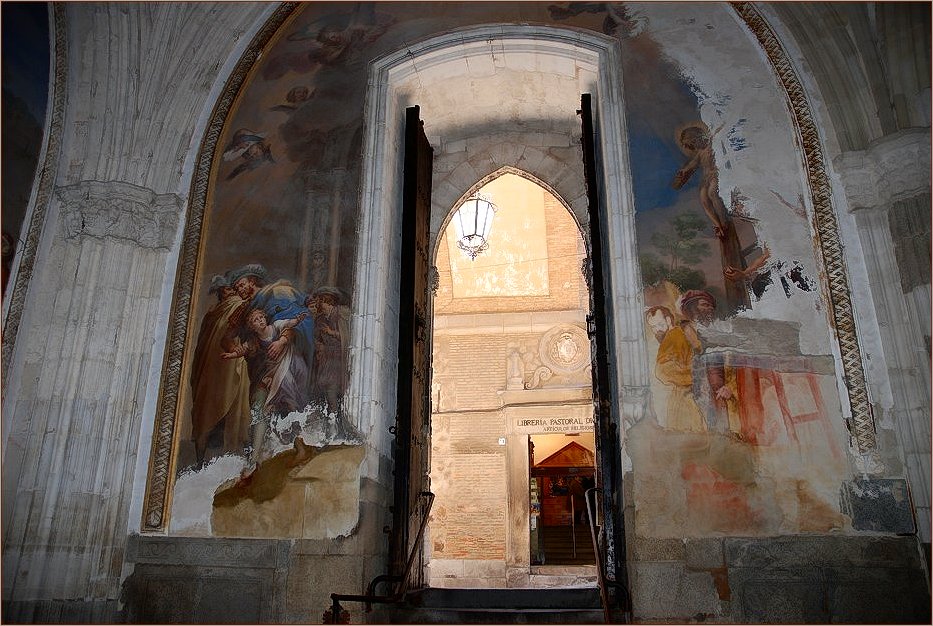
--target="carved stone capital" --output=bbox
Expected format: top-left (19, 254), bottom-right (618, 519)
top-left (56, 180), bottom-right (182, 249)
top-left (834, 128), bottom-right (932, 213)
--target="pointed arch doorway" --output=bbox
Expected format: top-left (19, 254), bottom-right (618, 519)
top-left (428, 169), bottom-right (598, 587)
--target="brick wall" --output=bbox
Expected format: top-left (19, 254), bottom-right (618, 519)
top-left (429, 181), bottom-right (589, 566)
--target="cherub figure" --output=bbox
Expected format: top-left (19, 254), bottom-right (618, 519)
top-left (222, 128), bottom-right (275, 180)
top-left (269, 86), bottom-right (314, 113)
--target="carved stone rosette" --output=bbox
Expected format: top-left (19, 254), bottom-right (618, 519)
top-left (538, 324), bottom-right (590, 374)
top-left (731, 2), bottom-right (877, 452)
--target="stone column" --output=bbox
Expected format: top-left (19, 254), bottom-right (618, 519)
top-left (0, 4), bottom-right (271, 620)
top-left (835, 128), bottom-right (932, 542)
top-left (505, 428), bottom-right (531, 587)
top-left (2, 181), bottom-right (179, 619)
top-left (850, 201), bottom-right (932, 541)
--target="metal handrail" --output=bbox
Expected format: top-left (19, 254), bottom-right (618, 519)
top-left (329, 491), bottom-right (435, 623)
top-left (585, 486), bottom-right (631, 624)
top-left (585, 487), bottom-right (612, 623)
top-left (570, 495), bottom-right (577, 559)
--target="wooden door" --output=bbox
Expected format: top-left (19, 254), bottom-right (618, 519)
top-left (390, 105), bottom-right (434, 588)
top-left (579, 93), bottom-right (627, 585)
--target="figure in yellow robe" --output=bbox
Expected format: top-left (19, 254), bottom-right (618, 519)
top-left (654, 324), bottom-right (707, 432)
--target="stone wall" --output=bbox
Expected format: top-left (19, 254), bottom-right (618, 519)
top-left (835, 129), bottom-right (932, 542)
top-left (624, 477), bottom-right (930, 623)
top-left (0, 4), bottom-right (277, 620)
top-left (428, 177), bottom-right (591, 587)
top-left (434, 194), bottom-right (587, 316)
top-left (121, 482), bottom-right (390, 624)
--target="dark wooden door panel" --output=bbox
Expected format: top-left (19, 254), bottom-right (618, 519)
top-left (391, 105), bottom-right (434, 586)
top-left (579, 93), bottom-right (626, 585)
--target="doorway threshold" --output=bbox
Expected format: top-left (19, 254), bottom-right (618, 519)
top-left (529, 565), bottom-right (597, 588)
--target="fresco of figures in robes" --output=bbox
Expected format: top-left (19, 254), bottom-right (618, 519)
top-left (608, 3), bottom-right (851, 537)
top-left (167, 4), bottom-right (401, 537)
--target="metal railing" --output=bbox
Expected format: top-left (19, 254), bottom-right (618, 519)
top-left (585, 486), bottom-right (631, 624)
top-left (570, 495), bottom-right (578, 559)
top-left (329, 491), bottom-right (435, 623)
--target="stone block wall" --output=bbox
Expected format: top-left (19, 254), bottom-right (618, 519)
top-left (429, 378), bottom-right (509, 568)
top-left (435, 334), bottom-right (513, 411)
top-left (122, 537), bottom-right (290, 624)
top-left (427, 173), bottom-right (591, 585)
top-left (623, 478), bottom-right (931, 623)
top-left (122, 487), bottom-right (391, 624)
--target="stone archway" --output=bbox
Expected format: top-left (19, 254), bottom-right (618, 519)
top-left (349, 23), bottom-right (652, 502)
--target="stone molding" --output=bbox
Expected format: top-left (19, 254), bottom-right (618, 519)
top-left (499, 386), bottom-right (591, 408)
top-left (432, 155), bottom-right (587, 244)
top-left (2, 4), bottom-right (67, 375)
top-left (733, 2), bottom-right (877, 452)
top-left (434, 310), bottom-right (585, 336)
top-left (126, 535), bottom-right (291, 568)
top-left (55, 181), bottom-right (181, 249)
top-left (503, 401), bottom-right (593, 434)
top-left (833, 128), bottom-right (932, 213)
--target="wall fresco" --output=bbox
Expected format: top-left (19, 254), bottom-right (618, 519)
top-left (618, 2), bottom-right (851, 537)
top-left (167, 2), bottom-right (853, 540)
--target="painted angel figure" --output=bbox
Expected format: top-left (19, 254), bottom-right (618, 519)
top-left (222, 128), bottom-right (275, 180)
top-left (269, 86), bottom-right (314, 113)
top-left (547, 2), bottom-right (644, 38)
top-left (286, 5), bottom-right (395, 69)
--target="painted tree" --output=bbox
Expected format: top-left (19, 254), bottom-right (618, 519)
top-left (640, 212), bottom-right (710, 291)
top-left (652, 212), bottom-right (709, 269)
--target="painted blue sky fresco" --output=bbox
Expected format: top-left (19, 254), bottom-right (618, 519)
top-left (621, 48), bottom-right (727, 299)
top-left (627, 120), bottom-right (699, 212)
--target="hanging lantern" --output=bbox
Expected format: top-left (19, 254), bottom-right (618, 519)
top-left (452, 193), bottom-right (497, 260)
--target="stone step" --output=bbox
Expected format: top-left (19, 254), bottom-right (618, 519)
top-left (384, 606), bottom-right (611, 624)
top-left (386, 587), bottom-right (614, 625)
top-left (539, 526), bottom-right (596, 565)
top-left (407, 587), bottom-right (602, 610)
